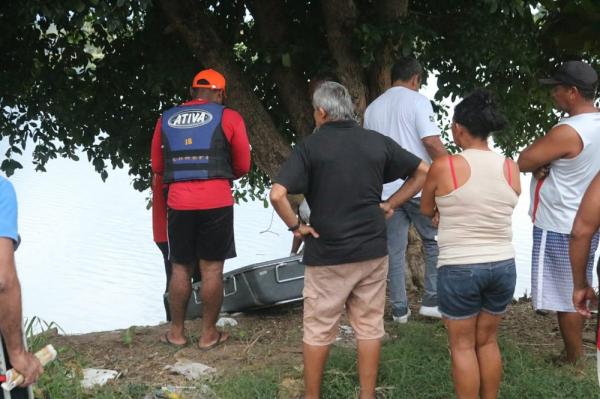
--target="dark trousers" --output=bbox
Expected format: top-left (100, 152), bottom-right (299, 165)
top-left (157, 242), bottom-right (172, 322)
top-left (156, 242), bottom-right (201, 322)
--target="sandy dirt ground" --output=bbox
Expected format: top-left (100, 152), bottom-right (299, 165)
top-left (47, 297), bottom-right (597, 396)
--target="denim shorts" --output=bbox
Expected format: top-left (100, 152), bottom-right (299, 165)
top-left (438, 258), bottom-right (516, 320)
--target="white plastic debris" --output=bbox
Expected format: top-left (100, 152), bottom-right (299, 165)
top-left (216, 317), bottom-right (238, 328)
top-left (81, 368), bottom-right (121, 389)
top-left (340, 325), bottom-right (353, 335)
top-left (164, 360), bottom-right (216, 380)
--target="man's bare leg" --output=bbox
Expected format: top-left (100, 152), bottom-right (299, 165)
top-left (557, 311), bottom-right (585, 363)
top-left (167, 262), bottom-right (192, 344)
top-left (198, 259), bottom-right (228, 348)
top-left (357, 338), bottom-right (381, 399)
top-left (303, 343), bottom-right (330, 399)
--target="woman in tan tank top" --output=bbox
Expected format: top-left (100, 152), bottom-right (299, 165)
top-left (421, 89), bottom-right (521, 399)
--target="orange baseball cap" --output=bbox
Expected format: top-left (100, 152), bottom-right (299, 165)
top-left (191, 69), bottom-right (226, 92)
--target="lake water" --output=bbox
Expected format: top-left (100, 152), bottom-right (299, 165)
top-left (3, 146), bottom-right (596, 334)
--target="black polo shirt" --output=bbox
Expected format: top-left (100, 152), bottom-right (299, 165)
top-left (275, 120), bottom-right (422, 266)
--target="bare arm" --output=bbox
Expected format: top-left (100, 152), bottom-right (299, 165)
top-left (570, 173), bottom-right (600, 317)
top-left (387, 161), bottom-right (429, 210)
top-left (505, 159), bottom-right (522, 195)
top-left (270, 184), bottom-right (319, 239)
top-left (291, 235), bottom-right (303, 255)
top-left (421, 158), bottom-right (443, 217)
top-left (0, 238), bottom-right (43, 386)
top-left (422, 135), bottom-right (448, 160)
top-left (517, 125), bottom-right (582, 172)
top-left (289, 198), bottom-right (304, 255)
top-left (0, 238), bottom-right (24, 356)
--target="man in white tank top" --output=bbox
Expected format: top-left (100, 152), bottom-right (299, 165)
top-left (518, 60), bottom-right (600, 363)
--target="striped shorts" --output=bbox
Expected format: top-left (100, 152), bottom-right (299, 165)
top-left (531, 226), bottom-right (599, 312)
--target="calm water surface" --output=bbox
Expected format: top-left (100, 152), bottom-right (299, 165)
top-left (4, 148), bottom-right (596, 334)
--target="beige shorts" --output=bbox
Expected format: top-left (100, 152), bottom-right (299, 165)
top-left (303, 256), bottom-right (389, 346)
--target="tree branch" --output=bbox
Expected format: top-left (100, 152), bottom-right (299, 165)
top-left (320, 0), bottom-right (369, 118)
top-left (368, 0), bottom-right (409, 100)
top-left (247, 0), bottom-right (314, 138)
top-left (158, 0), bottom-right (290, 178)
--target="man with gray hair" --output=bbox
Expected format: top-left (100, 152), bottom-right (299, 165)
top-left (271, 81), bottom-right (429, 399)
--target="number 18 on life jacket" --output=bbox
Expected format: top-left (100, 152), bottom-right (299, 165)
top-left (161, 103), bottom-right (234, 183)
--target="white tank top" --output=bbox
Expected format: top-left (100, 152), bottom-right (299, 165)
top-left (529, 112), bottom-right (600, 234)
top-left (436, 149), bottom-right (519, 267)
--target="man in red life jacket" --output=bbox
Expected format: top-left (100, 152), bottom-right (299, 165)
top-left (151, 69), bottom-right (251, 349)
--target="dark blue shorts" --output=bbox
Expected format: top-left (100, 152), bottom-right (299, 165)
top-left (438, 258), bottom-right (516, 320)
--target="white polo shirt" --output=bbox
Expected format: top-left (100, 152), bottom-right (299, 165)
top-left (364, 86), bottom-right (440, 199)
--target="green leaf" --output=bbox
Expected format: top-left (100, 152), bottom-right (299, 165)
top-left (74, 1), bottom-right (86, 13)
top-left (281, 52), bottom-right (292, 68)
top-left (0, 159), bottom-right (23, 176)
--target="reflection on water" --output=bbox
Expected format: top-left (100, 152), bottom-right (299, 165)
top-left (5, 150), bottom-right (597, 334)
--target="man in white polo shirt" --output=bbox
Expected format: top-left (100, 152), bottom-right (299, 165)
top-left (364, 57), bottom-right (447, 322)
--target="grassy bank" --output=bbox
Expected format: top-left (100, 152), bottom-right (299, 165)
top-left (30, 316), bottom-right (598, 398)
top-left (213, 322), bottom-right (598, 398)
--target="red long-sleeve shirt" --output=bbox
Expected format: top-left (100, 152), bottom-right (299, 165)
top-left (151, 173), bottom-right (168, 242)
top-left (151, 99), bottom-right (251, 241)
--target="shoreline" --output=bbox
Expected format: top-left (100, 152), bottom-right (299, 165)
top-left (28, 298), bottom-right (598, 397)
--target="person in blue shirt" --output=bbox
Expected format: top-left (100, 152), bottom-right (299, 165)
top-left (0, 176), bottom-right (42, 392)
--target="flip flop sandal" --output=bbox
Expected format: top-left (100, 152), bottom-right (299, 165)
top-left (198, 331), bottom-right (228, 351)
top-left (160, 332), bottom-right (187, 347)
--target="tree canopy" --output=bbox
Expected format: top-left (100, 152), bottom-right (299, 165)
top-left (1, 0), bottom-right (598, 197)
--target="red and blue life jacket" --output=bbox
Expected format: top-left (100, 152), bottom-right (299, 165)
top-left (161, 103), bottom-right (234, 183)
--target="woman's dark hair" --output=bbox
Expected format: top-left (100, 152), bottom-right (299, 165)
top-left (453, 89), bottom-right (508, 139)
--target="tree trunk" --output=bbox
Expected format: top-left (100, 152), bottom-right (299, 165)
top-left (246, 0), bottom-right (314, 139)
top-left (160, 0), bottom-right (427, 295)
top-left (368, 0), bottom-right (409, 101)
top-left (321, 0), bottom-right (369, 118)
top-left (159, 0), bottom-right (291, 178)
top-left (405, 226), bottom-right (425, 293)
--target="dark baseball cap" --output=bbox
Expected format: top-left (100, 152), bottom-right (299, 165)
top-left (539, 61), bottom-right (598, 91)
